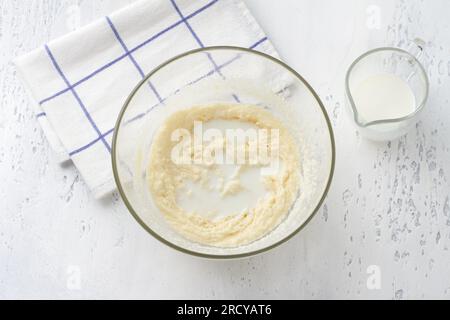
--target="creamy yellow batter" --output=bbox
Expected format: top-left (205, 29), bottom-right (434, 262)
top-left (147, 104), bottom-right (300, 248)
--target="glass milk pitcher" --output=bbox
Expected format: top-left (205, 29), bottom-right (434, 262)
top-left (345, 39), bottom-right (429, 141)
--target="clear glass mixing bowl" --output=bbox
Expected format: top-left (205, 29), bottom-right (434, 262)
top-left (112, 47), bottom-right (335, 259)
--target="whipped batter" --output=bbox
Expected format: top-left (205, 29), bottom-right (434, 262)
top-left (147, 104), bottom-right (300, 248)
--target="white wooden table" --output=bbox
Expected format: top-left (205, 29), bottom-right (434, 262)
top-left (1, 0), bottom-right (450, 299)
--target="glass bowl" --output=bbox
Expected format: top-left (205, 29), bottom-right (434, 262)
top-left (112, 46), bottom-right (335, 259)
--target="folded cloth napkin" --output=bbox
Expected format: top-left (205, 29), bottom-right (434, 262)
top-left (15, 0), bottom-right (279, 198)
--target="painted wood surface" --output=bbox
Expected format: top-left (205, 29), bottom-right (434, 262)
top-left (1, 0), bottom-right (449, 299)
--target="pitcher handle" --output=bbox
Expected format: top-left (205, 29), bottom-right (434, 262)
top-left (406, 38), bottom-right (426, 82)
top-left (408, 38), bottom-right (426, 61)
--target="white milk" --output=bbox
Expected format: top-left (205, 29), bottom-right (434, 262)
top-left (352, 73), bottom-right (416, 123)
top-left (176, 119), bottom-right (274, 220)
top-left (177, 164), bottom-right (268, 220)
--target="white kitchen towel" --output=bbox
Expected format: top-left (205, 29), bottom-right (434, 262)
top-left (15, 0), bottom-right (279, 198)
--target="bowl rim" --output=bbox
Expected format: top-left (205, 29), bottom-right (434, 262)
top-left (112, 46), bottom-right (336, 259)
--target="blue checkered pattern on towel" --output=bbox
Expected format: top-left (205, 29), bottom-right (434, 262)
top-left (15, 0), bottom-right (278, 198)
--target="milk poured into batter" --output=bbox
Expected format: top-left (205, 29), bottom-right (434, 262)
top-left (352, 73), bottom-right (416, 122)
top-left (147, 104), bottom-right (300, 248)
top-left (176, 119), bottom-right (270, 220)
